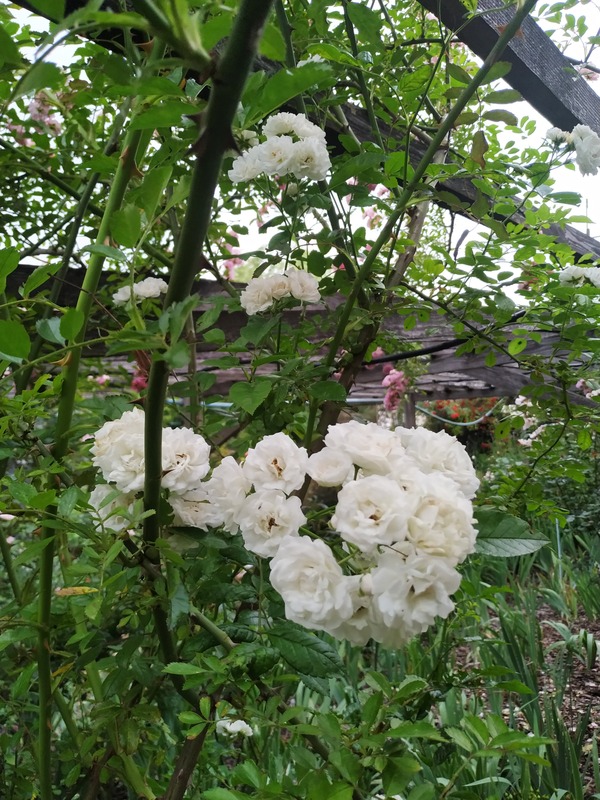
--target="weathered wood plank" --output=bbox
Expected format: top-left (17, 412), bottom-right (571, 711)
top-left (416, 0), bottom-right (600, 135)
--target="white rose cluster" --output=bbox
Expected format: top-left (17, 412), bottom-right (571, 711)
top-left (546, 124), bottom-right (600, 176)
top-left (112, 277), bottom-right (168, 307)
top-left (558, 264), bottom-right (600, 287)
top-left (272, 422), bottom-right (479, 649)
top-left (228, 112), bottom-right (331, 183)
top-left (240, 266), bottom-right (320, 315)
top-left (89, 407), bottom-right (211, 530)
top-left (89, 410), bottom-right (480, 651)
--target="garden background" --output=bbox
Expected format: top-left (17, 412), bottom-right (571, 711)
top-left (1, 0), bottom-right (600, 798)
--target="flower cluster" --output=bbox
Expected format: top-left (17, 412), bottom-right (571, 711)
top-left (270, 422), bottom-right (479, 648)
top-left (89, 408), bottom-right (211, 530)
top-left (228, 112), bottom-right (331, 183)
top-left (558, 265), bottom-right (600, 287)
top-left (546, 124), bottom-right (600, 176)
top-left (381, 368), bottom-right (410, 412)
top-left (113, 277), bottom-right (168, 307)
top-left (240, 266), bottom-right (320, 315)
top-left (216, 718), bottom-right (253, 738)
top-left (89, 410), bottom-right (479, 649)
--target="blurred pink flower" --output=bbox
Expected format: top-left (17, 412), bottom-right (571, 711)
top-left (131, 372), bottom-right (148, 393)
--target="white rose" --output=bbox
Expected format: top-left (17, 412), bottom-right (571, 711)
top-left (204, 456), bottom-right (251, 534)
top-left (331, 475), bottom-right (417, 554)
top-left (240, 274), bottom-right (291, 315)
top-left (546, 126), bottom-right (568, 143)
top-left (235, 490), bottom-right (306, 557)
top-left (306, 447), bottom-right (354, 487)
top-left (216, 719), bottom-right (253, 738)
top-left (228, 147), bottom-right (263, 183)
top-left (325, 572), bottom-right (375, 645)
top-left (264, 273), bottom-right (292, 301)
top-left (112, 277), bottom-right (168, 306)
top-left (270, 536), bottom-right (358, 632)
top-left (394, 426), bottom-right (480, 499)
top-left (290, 137), bottom-right (331, 181)
top-left (254, 135), bottom-right (295, 176)
top-left (371, 550), bottom-right (461, 643)
top-left (89, 484), bottom-right (136, 532)
top-left (285, 266), bottom-right (321, 303)
top-left (112, 286), bottom-right (132, 306)
top-left (169, 488), bottom-right (223, 530)
top-left (161, 427), bottom-right (211, 495)
top-left (240, 275), bottom-right (277, 315)
top-left (323, 420), bottom-right (405, 475)
top-left (558, 265), bottom-right (586, 285)
top-left (91, 407), bottom-right (146, 493)
top-left (134, 277), bottom-right (168, 299)
top-left (262, 112), bottom-right (326, 141)
top-left (404, 474), bottom-right (477, 565)
top-left (243, 432), bottom-right (309, 494)
top-left (572, 124), bottom-right (600, 176)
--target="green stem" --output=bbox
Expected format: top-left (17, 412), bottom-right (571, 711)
top-left (143, 0), bottom-right (276, 545)
top-left (36, 59), bottom-right (162, 800)
top-left (304, 0), bottom-right (538, 444)
top-left (0, 525), bottom-right (21, 604)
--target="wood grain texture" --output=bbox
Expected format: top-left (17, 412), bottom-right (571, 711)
top-left (416, 0), bottom-right (600, 134)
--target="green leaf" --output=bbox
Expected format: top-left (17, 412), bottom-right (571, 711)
top-left (388, 721), bottom-right (447, 741)
top-left (483, 109), bottom-right (518, 126)
top-left (229, 379), bottom-right (272, 415)
top-left (267, 622), bottom-right (343, 678)
top-left (21, 262), bottom-right (62, 297)
top-left (25, 0), bottom-right (65, 19)
top-left (330, 152), bottom-right (384, 190)
top-left (259, 22), bottom-right (287, 61)
top-left (138, 166), bottom-right (173, 219)
top-left (407, 785), bottom-right (436, 800)
top-left (0, 248), bottom-right (20, 293)
top-left (382, 755), bottom-right (422, 794)
top-left (36, 317), bottom-right (65, 346)
top-left (0, 26), bottom-right (21, 67)
top-left (14, 62), bottom-right (62, 100)
top-left (80, 244), bottom-right (127, 262)
top-left (308, 380), bottom-right (346, 402)
top-left (454, 111), bottom-right (479, 127)
top-left (474, 509), bottom-right (548, 556)
top-left (110, 205), bottom-right (142, 248)
top-left (482, 88), bottom-right (521, 104)
top-left (163, 662), bottom-right (203, 675)
top-left (0, 320), bottom-right (30, 363)
top-left (547, 191), bottom-right (581, 205)
top-left (448, 63), bottom-right (472, 84)
top-left (60, 308), bottom-right (84, 340)
top-left (346, 3), bottom-right (382, 47)
top-left (202, 790), bottom-right (244, 800)
top-left (508, 336), bottom-right (527, 355)
top-left (13, 536), bottom-right (54, 568)
top-left (481, 61), bottom-right (512, 84)
top-left (129, 101), bottom-right (197, 130)
top-left (247, 63), bottom-right (333, 125)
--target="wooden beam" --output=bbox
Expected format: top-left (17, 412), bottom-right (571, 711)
top-left (416, 0), bottom-right (600, 135)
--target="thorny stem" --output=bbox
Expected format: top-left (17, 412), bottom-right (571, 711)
top-left (141, 0), bottom-right (276, 715)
